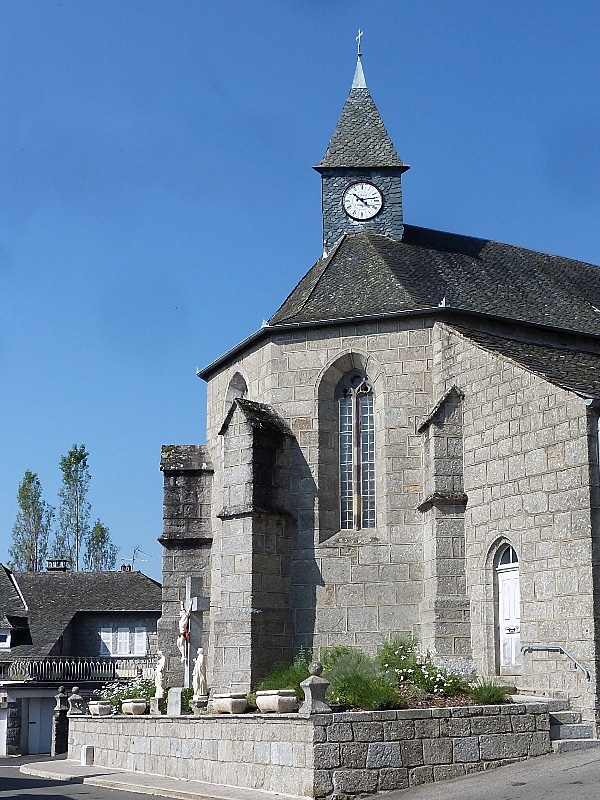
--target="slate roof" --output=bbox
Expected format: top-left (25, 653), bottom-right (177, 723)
top-left (315, 59), bottom-right (408, 171)
top-left (450, 325), bottom-right (600, 400)
top-left (0, 565), bottom-right (26, 618)
top-left (0, 568), bottom-right (161, 660)
top-left (219, 398), bottom-right (292, 437)
top-left (268, 228), bottom-right (600, 337)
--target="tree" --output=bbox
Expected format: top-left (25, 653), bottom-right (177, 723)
top-left (9, 471), bottom-right (54, 572)
top-left (83, 519), bottom-right (118, 571)
top-left (52, 444), bottom-right (91, 571)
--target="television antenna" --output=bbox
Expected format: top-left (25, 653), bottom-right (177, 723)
top-left (120, 547), bottom-right (155, 570)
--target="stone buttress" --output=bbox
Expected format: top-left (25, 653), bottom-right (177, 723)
top-left (212, 398), bottom-right (293, 694)
top-left (157, 445), bottom-right (213, 688)
top-left (418, 386), bottom-right (472, 670)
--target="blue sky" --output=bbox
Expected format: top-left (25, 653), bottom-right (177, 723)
top-left (1, 1), bottom-right (600, 582)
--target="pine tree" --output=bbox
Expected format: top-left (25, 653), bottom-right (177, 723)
top-left (9, 471), bottom-right (54, 571)
top-left (83, 519), bottom-right (118, 571)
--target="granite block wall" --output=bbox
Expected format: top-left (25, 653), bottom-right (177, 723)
top-left (434, 323), bottom-right (600, 724)
top-left (191, 312), bottom-right (600, 726)
top-left (158, 445), bottom-right (213, 688)
top-left (68, 703), bottom-right (550, 798)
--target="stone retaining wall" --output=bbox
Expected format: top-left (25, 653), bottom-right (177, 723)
top-left (68, 703), bottom-right (550, 799)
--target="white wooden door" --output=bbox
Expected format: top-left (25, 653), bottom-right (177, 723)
top-left (498, 566), bottom-right (521, 667)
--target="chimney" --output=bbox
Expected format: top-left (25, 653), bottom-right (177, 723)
top-left (46, 559), bottom-right (72, 572)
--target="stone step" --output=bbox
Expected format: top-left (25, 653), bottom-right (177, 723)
top-left (551, 739), bottom-right (600, 753)
top-left (550, 722), bottom-right (594, 740)
top-left (549, 711), bottom-right (581, 725)
top-left (510, 695), bottom-right (570, 712)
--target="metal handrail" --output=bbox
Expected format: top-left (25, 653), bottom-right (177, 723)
top-left (521, 643), bottom-right (591, 681)
top-left (0, 655), bottom-right (155, 683)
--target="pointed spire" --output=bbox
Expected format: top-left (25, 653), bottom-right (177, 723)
top-left (351, 56), bottom-right (367, 89)
top-left (315, 53), bottom-right (408, 171)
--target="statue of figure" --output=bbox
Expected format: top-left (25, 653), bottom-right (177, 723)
top-left (192, 647), bottom-right (207, 700)
top-left (176, 601), bottom-right (191, 664)
top-left (155, 650), bottom-right (166, 700)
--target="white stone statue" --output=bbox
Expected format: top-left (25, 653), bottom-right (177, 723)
top-left (155, 650), bottom-right (166, 700)
top-left (192, 647), bottom-right (207, 699)
top-left (176, 601), bottom-right (191, 664)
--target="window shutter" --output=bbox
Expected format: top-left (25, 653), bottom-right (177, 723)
top-left (100, 628), bottom-right (113, 656)
top-left (134, 627), bottom-right (147, 656)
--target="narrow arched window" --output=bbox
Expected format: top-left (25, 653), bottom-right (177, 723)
top-left (337, 372), bottom-right (375, 529)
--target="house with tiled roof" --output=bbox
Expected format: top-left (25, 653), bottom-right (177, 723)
top-left (0, 561), bottom-right (161, 755)
top-left (157, 54), bottom-right (600, 735)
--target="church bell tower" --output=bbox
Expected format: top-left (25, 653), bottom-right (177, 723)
top-left (314, 45), bottom-right (409, 254)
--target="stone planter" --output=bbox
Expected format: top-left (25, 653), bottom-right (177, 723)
top-left (256, 689), bottom-right (298, 713)
top-left (88, 701), bottom-right (112, 717)
top-left (211, 693), bottom-right (247, 714)
top-left (121, 698), bottom-right (148, 716)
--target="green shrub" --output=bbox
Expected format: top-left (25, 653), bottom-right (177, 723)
top-left (394, 661), bottom-right (469, 696)
top-left (181, 687), bottom-right (194, 713)
top-left (255, 649), bottom-right (312, 700)
top-left (468, 680), bottom-right (512, 704)
top-left (325, 650), bottom-right (402, 711)
top-left (100, 677), bottom-right (156, 713)
top-left (375, 635), bottom-right (419, 681)
top-left (319, 645), bottom-right (353, 672)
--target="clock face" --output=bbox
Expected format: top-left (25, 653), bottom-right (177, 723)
top-left (342, 181), bottom-right (383, 220)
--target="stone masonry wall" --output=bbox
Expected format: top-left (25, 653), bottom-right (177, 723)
top-left (68, 703), bottom-right (550, 798)
top-left (205, 319), bottom-right (435, 663)
top-left (212, 402), bottom-right (292, 693)
top-left (69, 714), bottom-right (315, 797)
top-left (202, 315), bottom-right (599, 726)
top-left (158, 444), bottom-right (213, 688)
top-left (434, 323), bottom-right (599, 724)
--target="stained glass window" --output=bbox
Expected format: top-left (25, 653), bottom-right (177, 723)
top-left (338, 373), bottom-right (375, 530)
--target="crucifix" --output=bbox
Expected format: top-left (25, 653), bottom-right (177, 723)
top-left (356, 29), bottom-right (364, 57)
top-left (182, 577), bottom-right (210, 688)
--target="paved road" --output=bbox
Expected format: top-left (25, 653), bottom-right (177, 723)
top-left (0, 756), bottom-right (152, 800)
top-left (4, 749), bottom-right (600, 800)
top-left (368, 748), bottom-right (600, 800)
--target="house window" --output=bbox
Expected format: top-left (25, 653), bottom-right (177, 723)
top-left (338, 372), bottom-right (375, 530)
top-left (116, 628), bottom-right (130, 655)
top-left (134, 627), bottom-right (147, 656)
top-left (0, 630), bottom-right (11, 650)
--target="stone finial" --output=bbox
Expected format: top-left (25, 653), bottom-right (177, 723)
top-left (298, 662), bottom-right (331, 717)
top-left (67, 686), bottom-right (85, 716)
top-left (54, 686), bottom-right (68, 713)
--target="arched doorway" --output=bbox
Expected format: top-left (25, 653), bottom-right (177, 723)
top-left (497, 545), bottom-right (521, 671)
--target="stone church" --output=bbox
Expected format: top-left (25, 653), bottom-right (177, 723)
top-left (157, 55), bottom-right (600, 728)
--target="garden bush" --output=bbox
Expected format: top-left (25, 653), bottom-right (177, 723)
top-left (100, 677), bottom-right (156, 713)
top-left (324, 649), bottom-right (402, 711)
top-left (254, 649), bottom-right (312, 700)
top-left (468, 679), bottom-right (512, 704)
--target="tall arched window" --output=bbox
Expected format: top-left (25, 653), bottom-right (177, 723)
top-left (336, 372), bottom-right (375, 529)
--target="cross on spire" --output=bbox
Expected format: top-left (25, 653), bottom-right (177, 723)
top-left (356, 29), bottom-right (363, 57)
